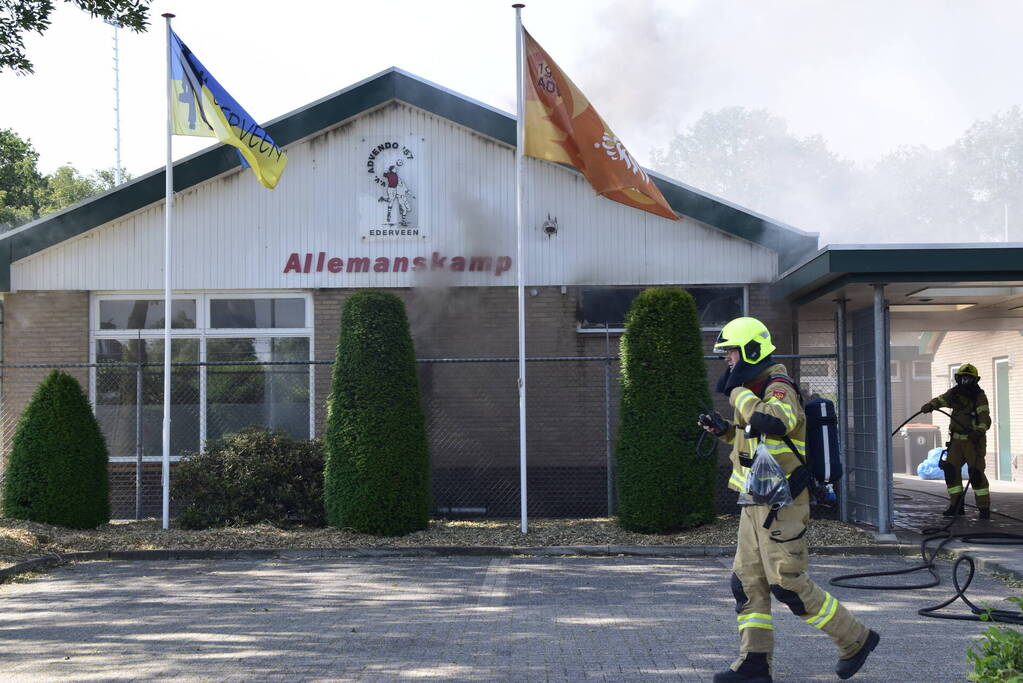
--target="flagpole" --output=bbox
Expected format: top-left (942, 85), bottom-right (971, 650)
top-left (513, 3), bottom-right (527, 534)
top-left (161, 12), bottom-right (176, 530)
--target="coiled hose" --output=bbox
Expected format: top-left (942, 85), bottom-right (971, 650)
top-left (828, 408), bottom-right (1023, 624)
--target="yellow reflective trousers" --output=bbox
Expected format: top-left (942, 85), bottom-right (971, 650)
top-left (729, 503), bottom-right (871, 671)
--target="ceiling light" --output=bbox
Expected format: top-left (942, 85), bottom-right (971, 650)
top-left (909, 286), bottom-right (1023, 298)
top-left (890, 304), bottom-right (977, 312)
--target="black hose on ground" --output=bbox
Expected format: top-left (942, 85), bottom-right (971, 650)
top-left (828, 408), bottom-right (1023, 624)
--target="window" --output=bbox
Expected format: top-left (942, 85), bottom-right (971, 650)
top-left (912, 360), bottom-right (931, 381)
top-left (577, 286), bottom-right (745, 332)
top-left (890, 360), bottom-right (901, 382)
top-left (91, 293), bottom-right (313, 462)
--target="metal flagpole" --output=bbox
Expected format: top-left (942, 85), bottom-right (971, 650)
top-left (161, 12), bottom-right (176, 530)
top-left (513, 3), bottom-right (527, 534)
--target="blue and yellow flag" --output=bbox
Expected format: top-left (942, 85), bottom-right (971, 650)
top-left (170, 30), bottom-right (287, 189)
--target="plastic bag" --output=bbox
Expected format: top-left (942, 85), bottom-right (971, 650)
top-left (916, 447), bottom-right (969, 481)
top-left (745, 442), bottom-right (793, 507)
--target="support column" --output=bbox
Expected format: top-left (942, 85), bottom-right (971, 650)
top-left (873, 285), bottom-right (892, 535)
top-left (834, 297), bottom-right (848, 523)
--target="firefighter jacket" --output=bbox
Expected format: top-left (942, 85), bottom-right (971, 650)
top-left (924, 385), bottom-right (991, 437)
top-left (721, 363), bottom-right (809, 504)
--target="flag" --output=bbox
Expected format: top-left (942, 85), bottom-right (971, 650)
top-left (522, 29), bottom-right (677, 220)
top-left (169, 29), bottom-right (288, 189)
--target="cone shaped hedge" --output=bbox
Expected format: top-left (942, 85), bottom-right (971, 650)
top-left (2, 370), bottom-right (110, 529)
top-left (615, 288), bottom-right (716, 532)
top-left (324, 291), bottom-right (430, 535)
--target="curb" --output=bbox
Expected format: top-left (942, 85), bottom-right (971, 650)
top-left (0, 543), bottom-right (907, 583)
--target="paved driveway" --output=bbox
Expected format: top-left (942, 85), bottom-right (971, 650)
top-left (0, 555), bottom-right (1011, 681)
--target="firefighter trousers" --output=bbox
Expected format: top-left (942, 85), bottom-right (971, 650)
top-left (944, 437), bottom-right (990, 510)
top-left (729, 503), bottom-right (870, 671)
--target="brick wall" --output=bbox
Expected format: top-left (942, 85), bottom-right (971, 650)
top-left (1, 291), bottom-right (90, 468)
top-left (931, 331), bottom-right (1023, 483)
top-left (313, 284), bottom-right (793, 514)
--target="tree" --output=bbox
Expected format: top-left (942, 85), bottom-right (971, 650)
top-left (1, 0), bottom-right (151, 75)
top-left (323, 291), bottom-right (431, 536)
top-left (1, 370), bottom-right (110, 529)
top-left (37, 164), bottom-right (103, 214)
top-left (0, 127), bottom-right (44, 228)
top-left (650, 107), bottom-right (855, 236)
top-left (615, 288), bottom-right (716, 533)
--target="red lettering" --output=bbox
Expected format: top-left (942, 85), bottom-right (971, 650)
top-left (374, 257), bottom-right (390, 272)
top-left (413, 256), bottom-right (427, 271)
top-left (283, 253), bottom-right (302, 273)
top-left (450, 256), bottom-right (466, 272)
top-left (393, 256), bottom-right (409, 272)
top-left (431, 251), bottom-right (446, 270)
top-left (328, 257), bottom-right (343, 273)
top-left (303, 253), bottom-right (313, 273)
top-left (316, 251), bottom-right (326, 272)
top-left (495, 256), bottom-right (512, 276)
top-left (347, 257), bottom-right (370, 273)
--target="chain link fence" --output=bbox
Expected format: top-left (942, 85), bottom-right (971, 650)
top-left (0, 354), bottom-right (836, 521)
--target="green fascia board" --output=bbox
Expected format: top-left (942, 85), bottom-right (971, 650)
top-left (772, 244), bottom-right (1023, 304)
top-left (0, 67), bottom-right (816, 292)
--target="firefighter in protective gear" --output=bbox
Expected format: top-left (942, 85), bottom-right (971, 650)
top-left (700, 317), bottom-right (879, 682)
top-left (921, 363), bottom-right (992, 520)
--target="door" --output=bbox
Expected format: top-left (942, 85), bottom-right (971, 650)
top-left (995, 358), bottom-right (1012, 481)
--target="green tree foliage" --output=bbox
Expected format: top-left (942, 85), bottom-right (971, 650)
top-left (172, 428), bottom-right (325, 530)
top-left (0, 127), bottom-right (44, 228)
top-left (1, 370), bottom-right (110, 529)
top-left (649, 107), bottom-right (854, 236)
top-left (615, 288), bottom-right (716, 533)
top-left (323, 291), bottom-right (430, 536)
top-left (967, 596), bottom-right (1023, 681)
top-left (650, 105), bottom-right (1023, 244)
top-left (1, 128), bottom-right (130, 231)
top-left (1, 0), bottom-right (151, 75)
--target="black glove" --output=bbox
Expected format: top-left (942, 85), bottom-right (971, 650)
top-left (698, 412), bottom-right (728, 436)
top-left (920, 403), bottom-right (934, 414)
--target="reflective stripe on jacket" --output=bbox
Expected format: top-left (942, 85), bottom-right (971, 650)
top-left (722, 363), bottom-right (808, 503)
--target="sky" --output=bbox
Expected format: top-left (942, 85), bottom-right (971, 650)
top-left (3, 0), bottom-right (1023, 186)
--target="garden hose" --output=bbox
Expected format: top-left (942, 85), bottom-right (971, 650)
top-left (828, 408), bottom-right (1023, 624)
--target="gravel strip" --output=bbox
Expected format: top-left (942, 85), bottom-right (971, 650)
top-left (1, 514), bottom-right (875, 571)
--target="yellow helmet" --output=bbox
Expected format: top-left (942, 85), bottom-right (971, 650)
top-left (955, 363), bottom-right (980, 380)
top-left (714, 317), bottom-right (776, 364)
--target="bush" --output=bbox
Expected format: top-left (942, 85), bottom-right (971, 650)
top-left (172, 428), bottom-right (325, 530)
top-left (324, 291), bottom-right (430, 536)
top-left (615, 288), bottom-right (716, 533)
top-left (1, 370), bottom-right (110, 529)
top-left (968, 597), bottom-right (1023, 682)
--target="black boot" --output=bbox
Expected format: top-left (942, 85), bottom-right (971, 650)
top-left (942, 495), bottom-right (965, 517)
top-left (836, 630), bottom-right (880, 680)
top-left (713, 652), bottom-right (772, 683)
top-left (978, 508), bottom-right (991, 520)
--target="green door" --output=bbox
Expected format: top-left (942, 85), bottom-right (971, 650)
top-left (995, 359), bottom-right (1012, 481)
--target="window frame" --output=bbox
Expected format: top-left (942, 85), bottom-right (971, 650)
top-left (575, 284), bottom-right (749, 334)
top-left (90, 291), bottom-right (314, 462)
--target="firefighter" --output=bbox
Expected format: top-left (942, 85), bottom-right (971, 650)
top-left (921, 363), bottom-right (992, 520)
top-left (699, 317), bottom-right (879, 682)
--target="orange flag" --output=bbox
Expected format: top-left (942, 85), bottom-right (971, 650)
top-left (522, 29), bottom-right (678, 221)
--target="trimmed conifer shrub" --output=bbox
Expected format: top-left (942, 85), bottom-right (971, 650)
top-left (324, 291), bottom-right (430, 535)
top-left (615, 288), bottom-right (716, 532)
top-left (1, 370), bottom-right (110, 529)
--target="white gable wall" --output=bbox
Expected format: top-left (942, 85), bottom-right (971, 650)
top-left (11, 102), bottom-right (777, 291)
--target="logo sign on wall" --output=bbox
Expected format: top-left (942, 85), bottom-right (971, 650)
top-left (362, 137), bottom-right (427, 240)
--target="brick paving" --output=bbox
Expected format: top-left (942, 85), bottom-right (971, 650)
top-left (0, 554), bottom-right (1012, 681)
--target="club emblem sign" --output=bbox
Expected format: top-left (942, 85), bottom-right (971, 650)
top-left (362, 138), bottom-right (426, 239)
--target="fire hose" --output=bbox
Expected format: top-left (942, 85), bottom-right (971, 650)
top-left (828, 408), bottom-right (1023, 625)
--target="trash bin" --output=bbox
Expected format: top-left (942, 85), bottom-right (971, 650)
top-left (901, 424), bottom-right (941, 475)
